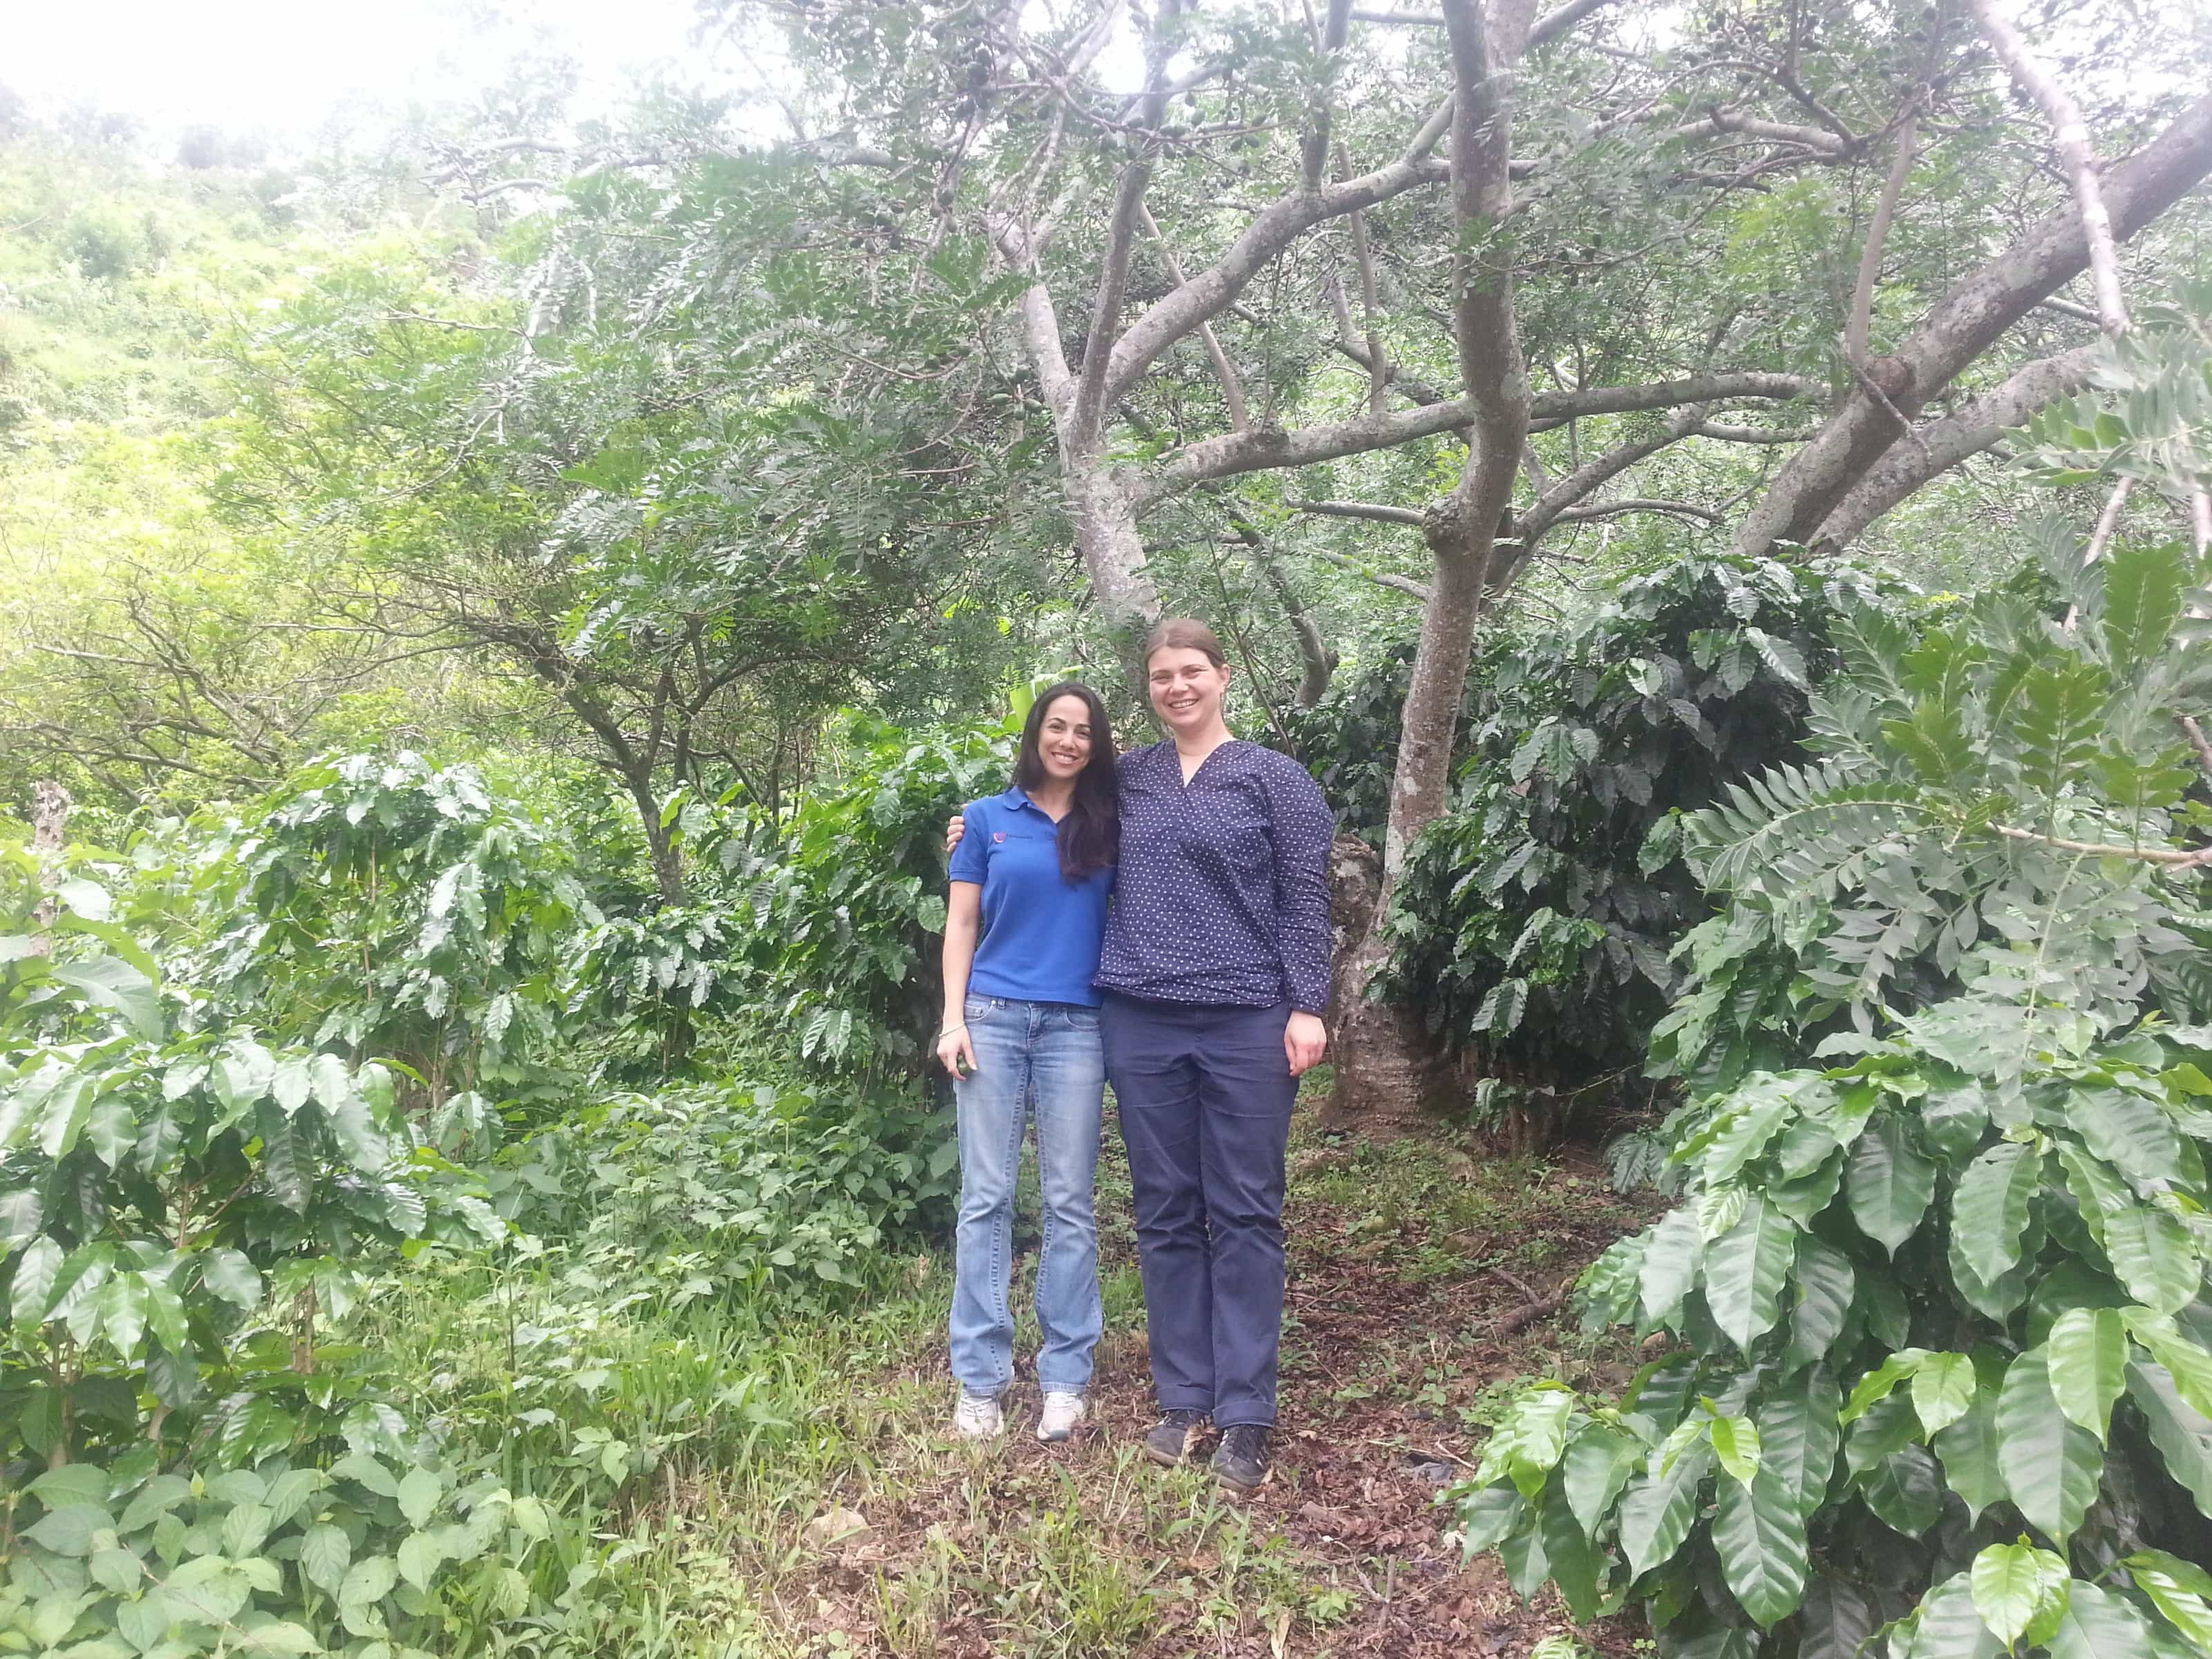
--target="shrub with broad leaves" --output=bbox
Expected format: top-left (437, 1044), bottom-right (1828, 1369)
top-left (1445, 318), bottom-right (2212, 1656)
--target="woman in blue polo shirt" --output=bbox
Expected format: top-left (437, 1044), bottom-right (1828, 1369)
top-left (937, 682), bottom-right (1118, 1444)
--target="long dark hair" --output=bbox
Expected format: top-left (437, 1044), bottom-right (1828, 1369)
top-left (1012, 682), bottom-right (1118, 882)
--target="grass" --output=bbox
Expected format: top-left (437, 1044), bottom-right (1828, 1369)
top-left (342, 1088), bottom-right (1658, 1658)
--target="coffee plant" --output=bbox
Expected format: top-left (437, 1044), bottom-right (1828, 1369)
top-left (1388, 552), bottom-right (1902, 1096)
top-left (0, 823), bottom-right (516, 1650)
top-left (176, 753), bottom-right (594, 1103)
top-left (676, 714), bottom-right (1011, 1078)
top-left (1447, 459), bottom-right (2212, 1649)
top-left (492, 1080), bottom-right (960, 1303)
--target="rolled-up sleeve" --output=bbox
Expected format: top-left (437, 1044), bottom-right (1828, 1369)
top-left (1264, 760), bottom-right (1335, 1013)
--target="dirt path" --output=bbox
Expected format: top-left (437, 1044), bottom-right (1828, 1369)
top-left (783, 1109), bottom-right (1659, 1659)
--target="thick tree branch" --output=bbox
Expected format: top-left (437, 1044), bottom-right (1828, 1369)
top-left (1013, 279), bottom-right (1078, 422)
top-left (1136, 371), bottom-right (1820, 502)
top-left (1302, 0), bottom-right (1358, 186)
top-left (1810, 344), bottom-right (2101, 550)
top-left (1735, 90), bottom-right (2212, 558)
top-left (1966, 0), bottom-right (2130, 335)
top-left (1672, 109), bottom-right (1852, 160)
top-left (1099, 109), bottom-right (1456, 408)
top-left (1538, 372), bottom-right (1823, 420)
top-left (1071, 3), bottom-right (1179, 442)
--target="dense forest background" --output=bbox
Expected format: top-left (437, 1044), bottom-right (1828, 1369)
top-left (6, 0), bottom-right (2212, 1654)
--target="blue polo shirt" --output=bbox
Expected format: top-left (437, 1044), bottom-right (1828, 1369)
top-left (948, 787), bottom-right (1114, 1008)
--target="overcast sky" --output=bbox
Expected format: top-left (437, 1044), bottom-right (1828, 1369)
top-left (7, 0), bottom-right (733, 141)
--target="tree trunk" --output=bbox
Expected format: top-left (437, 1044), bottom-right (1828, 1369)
top-left (29, 780), bottom-right (71, 955)
top-left (1320, 834), bottom-right (1448, 1132)
top-left (1322, 533), bottom-right (1492, 1131)
top-left (1065, 461), bottom-right (1165, 691)
top-left (1066, 462), bottom-right (1161, 630)
top-left (1321, 0), bottom-right (1531, 1137)
top-left (619, 771), bottom-right (686, 906)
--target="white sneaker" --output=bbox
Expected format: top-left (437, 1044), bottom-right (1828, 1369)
top-left (1036, 1391), bottom-right (1086, 1443)
top-left (954, 1392), bottom-right (1004, 1440)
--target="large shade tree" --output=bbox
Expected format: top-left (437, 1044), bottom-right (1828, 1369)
top-left (678, 0), bottom-right (2212, 1126)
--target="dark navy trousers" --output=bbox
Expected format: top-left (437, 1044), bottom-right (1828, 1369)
top-left (1100, 993), bottom-right (1299, 1429)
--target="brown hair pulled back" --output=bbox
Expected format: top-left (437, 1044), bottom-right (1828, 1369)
top-left (1143, 617), bottom-right (1227, 666)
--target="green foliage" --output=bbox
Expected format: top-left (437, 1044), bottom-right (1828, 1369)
top-left (0, 851), bottom-right (501, 1472)
top-left (1300, 549), bottom-right (1899, 1116)
top-left (1447, 357), bottom-right (2212, 1649)
top-left (653, 715), bottom-right (1011, 1077)
top-left (0, 1448), bottom-right (543, 1658)
top-left (1651, 536), bottom-right (2212, 1095)
top-left (178, 753), bottom-right (594, 1104)
top-left (492, 1080), bottom-right (958, 1305)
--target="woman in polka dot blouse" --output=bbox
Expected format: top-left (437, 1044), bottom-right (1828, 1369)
top-left (950, 619), bottom-right (1334, 1492)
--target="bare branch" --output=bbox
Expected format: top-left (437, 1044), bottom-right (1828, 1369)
top-left (1232, 521), bottom-right (1335, 705)
top-left (1100, 116), bottom-right (1456, 408)
top-left (1736, 91), bottom-right (2212, 558)
top-left (1526, 0), bottom-right (1620, 50)
top-left (1138, 203), bottom-right (1248, 429)
top-left (2036, 295), bottom-right (2101, 324)
top-left (1339, 145), bottom-right (1391, 413)
top-left (2083, 476), bottom-right (2135, 567)
top-left (1695, 418), bottom-right (1821, 443)
top-left (1991, 821), bottom-right (2212, 867)
top-left (1315, 547), bottom-right (1434, 601)
top-left (1292, 498), bottom-right (1427, 526)
top-left (1535, 372), bottom-right (1823, 421)
top-left (1351, 0), bottom-right (1616, 48)
top-left (1548, 497), bottom-right (1722, 526)
top-left (2177, 715), bottom-right (2212, 780)
top-left (1966, 0), bottom-right (2130, 335)
top-left (1846, 102), bottom-right (1920, 368)
top-left (1809, 344), bottom-right (2101, 550)
top-left (1519, 404), bottom-right (1709, 544)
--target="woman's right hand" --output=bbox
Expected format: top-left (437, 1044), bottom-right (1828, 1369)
top-left (937, 1021), bottom-right (977, 1078)
top-left (944, 813), bottom-right (966, 855)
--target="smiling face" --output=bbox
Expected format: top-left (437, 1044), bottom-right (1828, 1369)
top-left (1033, 691), bottom-right (1096, 782)
top-left (1147, 645), bottom-right (1232, 737)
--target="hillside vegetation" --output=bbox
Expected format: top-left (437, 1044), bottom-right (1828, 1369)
top-left (6, 2), bottom-right (2212, 1655)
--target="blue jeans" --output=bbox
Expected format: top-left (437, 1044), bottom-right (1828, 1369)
top-left (1102, 995), bottom-right (1297, 1429)
top-left (949, 995), bottom-right (1105, 1398)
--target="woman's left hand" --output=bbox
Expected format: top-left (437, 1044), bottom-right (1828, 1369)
top-left (1284, 1011), bottom-right (1327, 1076)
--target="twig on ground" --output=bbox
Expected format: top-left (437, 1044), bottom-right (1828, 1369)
top-left (1492, 1291), bottom-right (1567, 1335)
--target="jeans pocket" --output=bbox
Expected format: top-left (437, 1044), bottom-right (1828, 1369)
top-left (1062, 1005), bottom-right (1100, 1032)
top-left (964, 996), bottom-right (999, 1024)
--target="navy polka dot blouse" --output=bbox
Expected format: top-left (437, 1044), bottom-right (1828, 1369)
top-left (1094, 738), bottom-right (1335, 1013)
